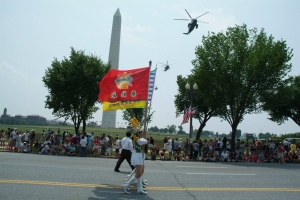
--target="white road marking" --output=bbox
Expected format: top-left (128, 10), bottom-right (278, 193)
top-left (186, 173), bottom-right (256, 176)
top-left (176, 166), bottom-right (227, 168)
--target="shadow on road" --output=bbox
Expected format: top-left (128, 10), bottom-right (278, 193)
top-left (89, 186), bottom-right (154, 200)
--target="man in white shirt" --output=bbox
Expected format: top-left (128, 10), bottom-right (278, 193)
top-left (80, 136), bottom-right (87, 157)
top-left (166, 136), bottom-right (173, 160)
top-left (221, 149), bottom-right (229, 162)
top-left (114, 131), bottom-right (135, 172)
top-left (22, 130), bottom-right (30, 144)
top-left (115, 136), bottom-right (121, 158)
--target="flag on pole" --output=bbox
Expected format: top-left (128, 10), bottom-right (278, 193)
top-left (181, 105), bottom-right (190, 125)
top-left (189, 107), bottom-right (197, 116)
top-left (98, 67), bottom-right (150, 102)
top-left (148, 69), bottom-right (156, 101)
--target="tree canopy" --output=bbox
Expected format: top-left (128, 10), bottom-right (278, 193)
top-left (42, 47), bottom-right (110, 134)
top-left (262, 75), bottom-right (300, 126)
top-left (181, 24), bottom-right (293, 149)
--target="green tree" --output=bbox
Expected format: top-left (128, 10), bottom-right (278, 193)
top-left (193, 24), bottom-right (292, 150)
top-left (167, 125), bottom-right (177, 134)
top-left (174, 75), bottom-right (218, 140)
top-left (262, 75), bottom-right (300, 126)
top-left (43, 47), bottom-right (110, 134)
top-left (122, 107), bottom-right (154, 128)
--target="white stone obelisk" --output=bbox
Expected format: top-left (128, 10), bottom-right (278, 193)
top-left (101, 8), bottom-right (121, 128)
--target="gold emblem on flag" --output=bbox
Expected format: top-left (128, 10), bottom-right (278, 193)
top-left (115, 73), bottom-right (133, 89)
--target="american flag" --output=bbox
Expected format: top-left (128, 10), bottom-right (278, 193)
top-left (181, 105), bottom-right (190, 125)
top-left (189, 107), bottom-right (197, 116)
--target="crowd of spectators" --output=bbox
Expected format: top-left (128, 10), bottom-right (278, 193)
top-left (1, 128), bottom-right (300, 164)
top-left (152, 136), bottom-right (300, 164)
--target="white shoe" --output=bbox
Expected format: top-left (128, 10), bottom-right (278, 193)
top-left (122, 176), bottom-right (136, 194)
top-left (137, 178), bottom-right (147, 194)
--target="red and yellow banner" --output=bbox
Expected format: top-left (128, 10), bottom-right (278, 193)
top-left (102, 101), bottom-right (146, 112)
top-left (98, 67), bottom-right (150, 102)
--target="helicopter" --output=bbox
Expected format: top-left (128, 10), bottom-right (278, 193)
top-left (174, 9), bottom-right (209, 35)
top-left (158, 61), bottom-right (177, 71)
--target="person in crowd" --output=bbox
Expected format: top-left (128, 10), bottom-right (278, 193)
top-left (163, 136), bottom-right (168, 149)
top-left (222, 136), bottom-right (227, 150)
top-left (178, 138), bottom-right (182, 153)
top-left (149, 137), bottom-right (154, 151)
top-left (107, 135), bottom-right (113, 157)
top-left (87, 135), bottom-right (94, 155)
top-left (238, 141), bottom-right (245, 160)
top-left (221, 149), bottom-right (229, 162)
top-left (257, 151), bottom-right (266, 163)
top-left (226, 139), bottom-right (231, 152)
top-left (56, 128), bottom-right (61, 146)
top-left (22, 142), bottom-right (29, 153)
top-left (22, 130), bottom-right (30, 144)
top-left (201, 150), bottom-right (208, 162)
top-left (166, 136), bottom-right (172, 160)
top-left (93, 136), bottom-right (101, 157)
top-left (288, 149), bottom-right (300, 163)
top-left (49, 143), bottom-right (58, 155)
top-left (100, 133), bottom-right (107, 156)
top-left (250, 142), bottom-right (256, 155)
top-left (151, 146), bottom-right (157, 161)
top-left (114, 131), bottom-right (135, 172)
top-left (29, 129), bottom-right (35, 152)
top-left (174, 150), bottom-right (182, 161)
top-left (115, 136), bottom-right (121, 158)
top-left (80, 135), bottom-right (87, 157)
top-left (40, 129), bottom-right (45, 142)
top-left (268, 140), bottom-right (276, 155)
top-left (214, 139), bottom-right (221, 161)
top-left (277, 143), bottom-right (285, 164)
top-left (208, 150), bottom-right (216, 162)
top-left (39, 143), bottom-right (50, 155)
top-left (242, 151), bottom-right (251, 162)
top-left (229, 150), bottom-right (237, 162)
top-left (193, 140), bottom-right (199, 160)
top-left (174, 138), bottom-right (178, 155)
top-left (0, 130), bottom-right (5, 148)
top-left (15, 132), bottom-right (22, 152)
top-left (58, 141), bottom-right (66, 155)
top-left (67, 143), bottom-right (76, 156)
top-left (159, 149), bottom-right (166, 160)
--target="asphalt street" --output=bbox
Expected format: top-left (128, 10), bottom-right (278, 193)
top-left (0, 152), bottom-right (299, 200)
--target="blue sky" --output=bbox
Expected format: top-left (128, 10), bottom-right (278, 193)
top-left (1, 0), bottom-right (299, 135)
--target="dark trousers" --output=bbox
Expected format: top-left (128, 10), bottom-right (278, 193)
top-left (115, 149), bottom-right (135, 171)
top-left (80, 147), bottom-right (86, 157)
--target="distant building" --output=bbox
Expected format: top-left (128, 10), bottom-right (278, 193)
top-left (1, 108), bottom-right (46, 122)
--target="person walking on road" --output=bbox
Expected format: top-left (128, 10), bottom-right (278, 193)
top-left (114, 131), bottom-right (135, 172)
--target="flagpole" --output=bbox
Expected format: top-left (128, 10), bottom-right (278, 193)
top-left (146, 65), bottom-right (157, 136)
top-left (143, 60), bottom-right (152, 137)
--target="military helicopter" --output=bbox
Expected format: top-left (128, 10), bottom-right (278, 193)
top-left (158, 61), bottom-right (177, 71)
top-left (174, 9), bottom-right (208, 35)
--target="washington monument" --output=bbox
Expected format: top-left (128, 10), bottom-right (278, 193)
top-left (102, 8), bottom-right (121, 128)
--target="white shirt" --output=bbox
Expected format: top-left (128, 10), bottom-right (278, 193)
top-left (22, 132), bottom-right (30, 141)
top-left (80, 138), bottom-right (87, 147)
top-left (178, 141), bottom-right (182, 148)
top-left (115, 139), bottom-right (121, 149)
top-left (221, 151), bottom-right (229, 159)
top-left (121, 137), bottom-right (133, 151)
top-left (167, 139), bottom-right (172, 148)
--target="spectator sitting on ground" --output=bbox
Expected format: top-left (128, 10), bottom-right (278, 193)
top-left (229, 150), bottom-right (237, 162)
top-left (208, 150), bottom-right (216, 162)
top-left (270, 151), bottom-right (279, 163)
top-left (22, 142), bottom-right (29, 153)
top-left (151, 147), bottom-right (156, 160)
top-left (257, 151), bottom-right (266, 163)
top-left (201, 150), bottom-right (208, 162)
top-left (160, 149), bottom-right (166, 160)
top-left (49, 143), bottom-right (58, 155)
top-left (251, 152), bottom-right (258, 163)
top-left (174, 150), bottom-right (182, 161)
top-left (284, 152), bottom-right (292, 163)
top-left (265, 152), bottom-right (271, 163)
top-left (181, 152), bottom-right (189, 161)
top-left (58, 141), bottom-right (66, 155)
top-left (242, 151), bottom-right (251, 162)
top-left (221, 149), bottom-right (229, 162)
top-left (67, 143), bottom-right (76, 156)
top-left (39, 144), bottom-right (50, 155)
top-left (289, 149), bottom-right (300, 163)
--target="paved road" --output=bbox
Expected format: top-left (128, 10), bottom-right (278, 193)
top-left (0, 152), bottom-right (299, 200)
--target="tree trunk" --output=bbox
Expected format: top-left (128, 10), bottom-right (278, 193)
top-left (230, 122), bottom-right (238, 151)
top-left (195, 122), bottom-right (206, 140)
top-left (82, 120), bottom-right (86, 134)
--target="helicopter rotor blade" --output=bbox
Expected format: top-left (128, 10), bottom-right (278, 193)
top-left (185, 9), bottom-right (192, 19)
top-left (173, 19), bottom-right (190, 21)
top-left (196, 12), bottom-right (209, 19)
top-left (198, 21), bottom-right (209, 24)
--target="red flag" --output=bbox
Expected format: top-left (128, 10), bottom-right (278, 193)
top-left (98, 67), bottom-right (150, 102)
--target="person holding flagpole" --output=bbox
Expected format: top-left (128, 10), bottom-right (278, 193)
top-left (122, 119), bottom-right (148, 194)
